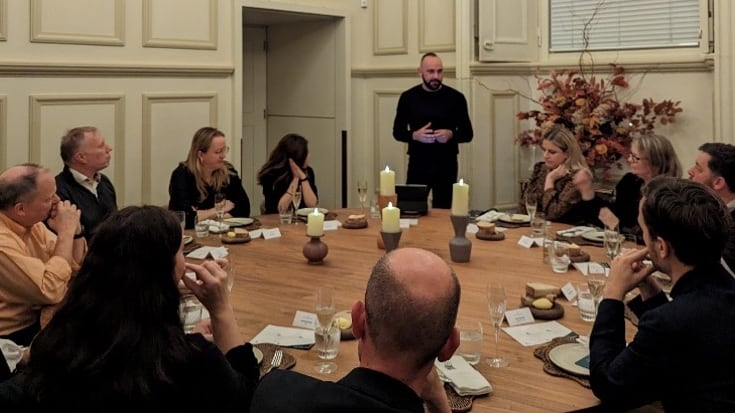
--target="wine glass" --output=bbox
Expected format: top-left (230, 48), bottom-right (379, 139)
top-left (291, 188), bottom-right (302, 223)
top-left (214, 193), bottom-right (226, 230)
top-left (486, 283), bottom-right (509, 368)
top-left (603, 225), bottom-right (621, 261)
top-left (587, 267), bottom-right (607, 313)
top-left (314, 287), bottom-right (338, 374)
top-left (357, 180), bottom-right (368, 213)
top-left (525, 194), bottom-right (538, 236)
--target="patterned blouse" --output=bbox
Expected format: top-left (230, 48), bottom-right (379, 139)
top-left (520, 162), bottom-right (582, 221)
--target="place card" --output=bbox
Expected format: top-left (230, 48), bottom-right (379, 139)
top-left (261, 228), bottom-right (282, 240)
top-left (185, 246), bottom-right (229, 260)
top-left (504, 307), bottom-right (534, 326)
top-left (250, 324), bottom-right (315, 348)
top-left (517, 235), bottom-right (536, 248)
top-left (503, 321), bottom-right (573, 347)
top-left (292, 310), bottom-right (317, 330)
top-left (323, 220), bottom-right (340, 231)
top-left (561, 282), bottom-right (577, 302)
top-left (249, 229), bottom-right (263, 239)
top-left (399, 219), bottom-right (411, 229)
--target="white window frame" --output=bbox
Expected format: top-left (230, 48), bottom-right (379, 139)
top-left (539, 0), bottom-right (712, 65)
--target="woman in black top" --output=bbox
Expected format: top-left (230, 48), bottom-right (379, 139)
top-left (0, 206), bottom-right (259, 410)
top-left (257, 133), bottom-right (319, 214)
top-left (169, 127), bottom-right (250, 228)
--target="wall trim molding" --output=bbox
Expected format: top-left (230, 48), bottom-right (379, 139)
top-left (0, 62), bottom-right (233, 77)
top-left (470, 58), bottom-right (715, 76)
top-left (30, 0), bottom-right (125, 46)
top-left (352, 67), bottom-right (456, 78)
top-left (373, 0), bottom-right (407, 55)
top-left (143, 0), bottom-right (217, 50)
top-left (0, 0), bottom-right (7, 41)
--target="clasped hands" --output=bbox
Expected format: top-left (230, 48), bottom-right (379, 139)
top-left (413, 122), bottom-right (452, 144)
top-left (606, 248), bottom-right (659, 301)
top-left (47, 200), bottom-right (82, 236)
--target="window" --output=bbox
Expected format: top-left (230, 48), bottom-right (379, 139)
top-left (549, 0), bottom-right (702, 53)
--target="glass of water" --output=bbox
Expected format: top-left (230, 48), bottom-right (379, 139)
top-left (456, 319), bottom-right (483, 365)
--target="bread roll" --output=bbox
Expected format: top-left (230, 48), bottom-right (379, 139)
top-left (525, 282), bottom-right (560, 298)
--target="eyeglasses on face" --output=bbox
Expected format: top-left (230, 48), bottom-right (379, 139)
top-left (627, 152), bottom-right (643, 162)
top-left (213, 146), bottom-right (230, 155)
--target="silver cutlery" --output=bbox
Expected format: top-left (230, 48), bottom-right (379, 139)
top-left (264, 348), bottom-right (283, 375)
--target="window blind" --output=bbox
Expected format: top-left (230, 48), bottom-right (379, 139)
top-left (550, 0), bottom-right (701, 52)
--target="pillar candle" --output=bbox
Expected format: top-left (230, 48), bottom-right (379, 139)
top-left (306, 208), bottom-right (324, 236)
top-left (381, 202), bottom-right (401, 233)
top-left (451, 179), bottom-right (469, 216)
top-left (379, 166), bottom-right (395, 196)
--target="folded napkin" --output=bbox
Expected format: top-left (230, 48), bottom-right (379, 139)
top-left (0, 338), bottom-right (23, 373)
top-left (250, 324), bottom-right (315, 349)
top-left (476, 210), bottom-right (505, 223)
top-left (199, 219), bottom-right (230, 233)
top-left (186, 245), bottom-right (229, 260)
top-left (435, 355), bottom-right (492, 396)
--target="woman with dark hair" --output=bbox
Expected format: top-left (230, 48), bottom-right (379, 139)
top-left (169, 126), bottom-right (251, 228)
top-left (257, 133), bottom-right (318, 214)
top-left (0, 206), bottom-right (259, 410)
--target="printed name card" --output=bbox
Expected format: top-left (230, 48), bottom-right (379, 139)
top-left (323, 220), bottom-right (340, 231)
top-left (517, 235), bottom-right (536, 248)
top-left (261, 228), bottom-right (282, 240)
top-left (248, 229), bottom-right (263, 239)
top-left (504, 307), bottom-right (535, 326)
top-left (561, 282), bottom-right (577, 302)
top-left (292, 310), bottom-right (318, 330)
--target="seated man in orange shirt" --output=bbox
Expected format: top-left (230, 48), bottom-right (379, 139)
top-left (0, 163), bottom-right (86, 346)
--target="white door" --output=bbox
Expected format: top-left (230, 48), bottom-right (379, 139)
top-left (242, 26), bottom-right (268, 214)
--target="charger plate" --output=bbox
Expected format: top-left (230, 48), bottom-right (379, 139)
top-left (533, 337), bottom-right (590, 388)
top-left (255, 343), bottom-right (296, 378)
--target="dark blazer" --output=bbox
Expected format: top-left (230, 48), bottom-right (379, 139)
top-left (590, 265), bottom-right (735, 412)
top-left (250, 367), bottom-right (425, 413)
top-left (55, 166), bottom-right (118, 238)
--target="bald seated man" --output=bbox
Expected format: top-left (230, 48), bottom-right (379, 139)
top-left (250, 247), bottom-right (461, 413)
top-left (0, 163), bottom-right (86, 346)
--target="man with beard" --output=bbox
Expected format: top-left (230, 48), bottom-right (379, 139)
top-left (55, 126), bottom-right (117, 239)
top-left (687, 142), bottom-right (735, 275)
top-left (589, 177), bottom-right (735, 412)
top-left (392, 52), bottom-right (473, 209)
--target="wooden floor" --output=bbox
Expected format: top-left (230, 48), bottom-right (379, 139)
top-left (189, 208), bottom-right (639, 413)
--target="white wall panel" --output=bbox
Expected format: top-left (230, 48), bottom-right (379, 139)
top-left (30, 0), bottom-right (124, 46)
top-left (418, 0), bottom-right (455, 52)
top-left (373, 0), bottom-right (407, 55)
top-left (373, 91), bottom-right (407, 186)
top-left (143, 0), bottom-right (217, 49)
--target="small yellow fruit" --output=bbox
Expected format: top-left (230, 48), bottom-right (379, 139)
top-left (532, 297), bottom-right (554, 310)
top-left (227, 231), bottom-right (236, 238)
top-left (336, 316), bottom-right (351, 330)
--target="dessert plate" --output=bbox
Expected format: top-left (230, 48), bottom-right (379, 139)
top-left (223, 217), bottom-right (254, 227)
top-left (498, 214), bottom-right (530, 224)
top-left (183, 235), bottom-right (193, 245)
top-left (253, 346), bottom-right (263, 364)
top-left (581, 230), bottom-right (605, 242)
top-left (548, 342), bottom-right (590, 376)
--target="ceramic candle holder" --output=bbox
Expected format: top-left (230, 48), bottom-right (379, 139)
top-left (380, 230), bottom-right (402, 253)
top-left (449, 214), bottom-right (472, 263)
top-left (303, 235), bottom-right (328, 265)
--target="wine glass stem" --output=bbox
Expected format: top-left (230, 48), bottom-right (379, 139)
top-left (494, 325), bottom-right (501, 358)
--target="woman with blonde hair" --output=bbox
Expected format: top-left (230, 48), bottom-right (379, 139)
top-left (168, 127), bottom-right (250, 228)
top-left (521, 124), bottom-right (592, 221)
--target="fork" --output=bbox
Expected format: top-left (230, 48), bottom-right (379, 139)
top-left (264, 348), bottom-right (283, 375)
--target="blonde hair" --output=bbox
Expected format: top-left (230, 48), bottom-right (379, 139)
top-left (542, 125), bottom-right (588, 171)
top-left (634, 133), bottom-right (682, 178)
top-left (183, 126), bottom-right (230, 202)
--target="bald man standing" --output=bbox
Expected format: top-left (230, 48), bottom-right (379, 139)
top-left (251, 248), bottom-right (461, 413)
top-left (0, 163), bottom-right (86, 345)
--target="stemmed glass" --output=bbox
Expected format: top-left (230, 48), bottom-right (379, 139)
top-left (603, 224), bottom-right (622, 261)
top-left (357, 180), bottom-right (368, 213)
top-left (486, 283), bottom-right (509, 368)
top-left (587, 267), bottom-right (607, 313)
top-left (314, 287), bottom-right (338, 374)
top-left (525, 194), bottom-right (538, 236)
top-left (291, 188), bottom-right (302, 223)
top-left (214, 193), bottom-right (226, 231)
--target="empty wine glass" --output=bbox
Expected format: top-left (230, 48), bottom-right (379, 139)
top-left (603, 224), bottom-right (622, 261)
top-left (587, 267), bottom-right (607, 313)
top-left (486, 283), bottom-right (509, 368)
top-left (314, 287), bottom-right (338, 374)
top-left (291, 189), bottom-right (302, 223)
top-left (214, 193), bottom-right (226, 230)
top-left (357, 180), bottom-right (368, 212)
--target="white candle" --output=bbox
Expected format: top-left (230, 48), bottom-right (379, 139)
top-left (306, 208), bottom-right (324, 236)
top-left (381, 202), bottom-right (401, 233)
top-left (451, 179), bottom-right (469, 216)
top-left (379, 165), bottom-right (395, 196)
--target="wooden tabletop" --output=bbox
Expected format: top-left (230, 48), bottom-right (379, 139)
top-left (188, 208), bottom-right (636, 413)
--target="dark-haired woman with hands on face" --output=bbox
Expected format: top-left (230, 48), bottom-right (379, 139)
top-left (0, 206), bottom-right (259, 410)
top-left (257, 133), bottom-right (318, 214)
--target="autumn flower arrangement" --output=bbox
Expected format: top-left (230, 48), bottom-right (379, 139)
top-left (517, 65), bottom-right (683, 170)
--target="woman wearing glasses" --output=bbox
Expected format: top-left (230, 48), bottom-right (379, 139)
top-left (168, 126), bottom-right (251, 228)
top-left (257, 133), bottom-right (319, 215)
top-left (575, 133), bottom-right (682, 236)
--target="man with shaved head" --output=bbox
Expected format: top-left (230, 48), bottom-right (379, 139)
top-left (0, 163), bottom-right (86, 346)
top-left (251, 247), bottom-right (461, 413)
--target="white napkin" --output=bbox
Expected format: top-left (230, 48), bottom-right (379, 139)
top-left (199, 219), bottom-right (229, 233)
top-left (185, 245), bottom-right (229, 260)
top-left (0, 338), bottom-right (23, 373)
top-left (476, 210), bottom-right (505, 223)
top-left (434, 355), bottom-right (492, 396)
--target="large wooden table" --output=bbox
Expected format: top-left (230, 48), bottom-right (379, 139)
top-left (190, 208), bottom-right (636, 412)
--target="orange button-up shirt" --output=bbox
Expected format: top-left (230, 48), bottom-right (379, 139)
top-left (0, 212), bottom-right (79, 335)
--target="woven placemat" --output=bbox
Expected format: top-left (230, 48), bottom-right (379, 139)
top-left (533, 337), bottom-right (590, 388)
top-left (444, 383), bottom-right (474, 413)
top-left (254, 343), bottom-right (296, 378)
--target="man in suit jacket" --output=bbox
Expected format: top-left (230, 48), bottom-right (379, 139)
top-left (250, 247), bottom-right (460, 413)
top-left (687, 142), bottom-right (735, 274)
top-left (590, 177), bottom-right (735, 412)
top-left (55, 126), bottom-right (117, 239)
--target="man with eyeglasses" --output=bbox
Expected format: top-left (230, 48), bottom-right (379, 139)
top-left (688, 142), bottom-right (735, 275)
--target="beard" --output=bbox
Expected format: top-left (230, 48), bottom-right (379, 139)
top-left (422, 75), bottom-right (442, 91)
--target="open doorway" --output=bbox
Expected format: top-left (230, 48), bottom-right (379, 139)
top-left (241, 7), bottom-right (348, 213)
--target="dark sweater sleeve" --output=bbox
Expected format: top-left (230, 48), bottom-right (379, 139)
top-left (168, 164), bottom-right (200, 228)
top-left (224, 166), bottom-right (251, 218)
top-left (392, 92), bottom-right (413, 143)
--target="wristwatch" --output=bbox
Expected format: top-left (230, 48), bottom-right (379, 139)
top-left (73, 225), bottom-right (85, 239)
top-left (299, 177), bottom-right (308, 183)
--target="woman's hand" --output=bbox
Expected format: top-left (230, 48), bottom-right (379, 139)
top-left (182, 260), bottom-right (230, 316)
top-left (289, 158), bottom-right (306, 180)
top-left (546, 164), bottom-right (570, 182)
top-left (598, 207), bottom-right (620, 228)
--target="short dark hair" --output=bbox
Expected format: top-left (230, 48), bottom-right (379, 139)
top-left (420, 52), bottom-right (439, 64)
top-left (0, 163), bottom-right (44, 209)
top-left (364, 252), bottom-right (460, 369)
top-left (60, 126), bottom-right (97, 164)
top-left (699, 142), bottom-right (735, 191)
top-left (642, 177), bottom-right (729, 266)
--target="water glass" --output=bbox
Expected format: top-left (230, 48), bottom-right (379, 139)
top-left (173, 210), bottom-right (186, 230)
top-left (194, 217), bottom-right (209, 238)
top-left (550, 241), bottom-right (571, 273)
top-left (604, 225), bottom-right (622, 260)
top-left (456, 320), bottom-right (483, 365)
top-left (531, 212), bottom-right (546, 237)
top-left (180, 295), bottom-right (203, 333)
top-left (315, 324), bottom-right (340, 361)
top-left (577, 284), bottom-right (596, 322)
top-left (278, 204), bottom-right (293, 224)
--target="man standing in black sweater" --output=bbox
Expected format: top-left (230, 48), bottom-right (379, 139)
top-left (392, 52), bottom-right (474, 209)
top-left (55, 126), bottom-right (118, 239)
